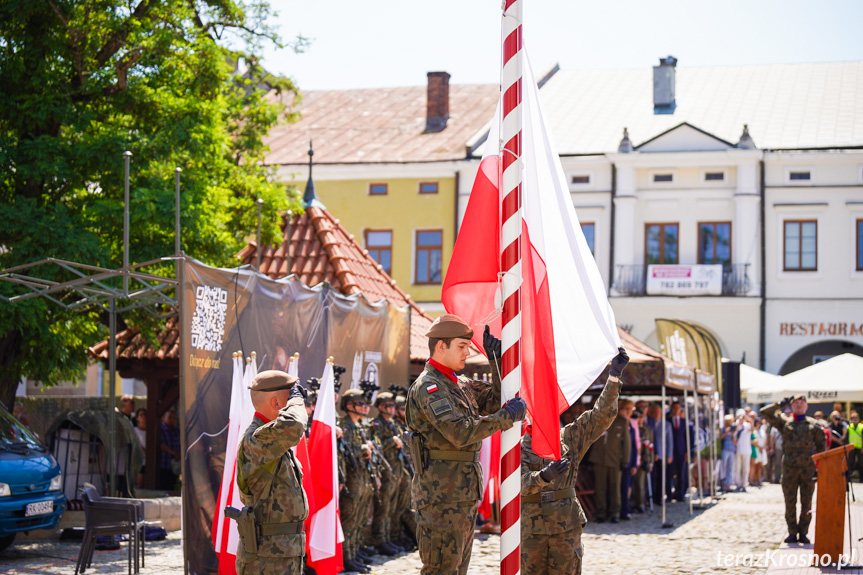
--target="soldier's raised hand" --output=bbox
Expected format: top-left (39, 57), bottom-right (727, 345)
top-left (503, 397), bottom-right (527, 421)
top-left (290, 382), bottom-right (308, 401)
top-left (483, 325), bottom-right (502, 360)
top-left (779, 396), bottom-right (794, 408)
top-left (609, 347), bottom-right (630, 378)
top-left (539, 458), bottom-right (571, 481)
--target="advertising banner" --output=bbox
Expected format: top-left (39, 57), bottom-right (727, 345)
top-left (180, 258), bottom-right (409, 574)
top-left (646, 264), bottom-right (723, 296)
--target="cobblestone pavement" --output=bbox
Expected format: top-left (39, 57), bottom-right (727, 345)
top-left (3, 483), bottom-right (852, 574)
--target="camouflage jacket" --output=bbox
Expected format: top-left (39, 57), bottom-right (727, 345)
top-left (338, 415), bottom-right (375, 487)
top-left (406, 361), bottom-right (513, 508)
top-left (370, 414), bottom-right (404, 471)
top-left (760, 403), bottom-right (826, 470)
top-left (236, 397), bottom-right (309, 558)
top-left (521, 376), bottom-right (621, 534)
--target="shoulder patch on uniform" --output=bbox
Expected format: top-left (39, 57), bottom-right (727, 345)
top-left (430, 398), bottom-right (453, 417)
top-left (427, 383), bottom-right (438, 393)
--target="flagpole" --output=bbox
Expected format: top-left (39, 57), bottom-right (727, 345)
top-left (499, 1), bottom-right (523, 574)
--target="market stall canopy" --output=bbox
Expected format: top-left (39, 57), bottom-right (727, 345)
top-left (739, 363), bottom-right (784, 403)
top-left (742, 354), bottom-right (863, 403)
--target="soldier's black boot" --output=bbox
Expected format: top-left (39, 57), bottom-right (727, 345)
top-left (798, 533), bottom-right (810, 544)
top-left (784, 533), bottom-right (798, 543)
top-left (375, 543), bottom-right (397, 556)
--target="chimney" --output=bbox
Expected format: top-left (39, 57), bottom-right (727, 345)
top-left (426, 71), bottom-right (450, 132)
top-left (653, 56), bottom-right (677, 114)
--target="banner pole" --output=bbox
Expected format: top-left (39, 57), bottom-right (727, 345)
top-left (499, 1), bottom-right (523, 574)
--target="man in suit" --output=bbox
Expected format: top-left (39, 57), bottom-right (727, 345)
top-left (666, 401), bottom-right (692, 502)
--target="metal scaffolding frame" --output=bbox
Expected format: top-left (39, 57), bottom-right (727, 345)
top-left (0, 153), bottom-right (182, 495)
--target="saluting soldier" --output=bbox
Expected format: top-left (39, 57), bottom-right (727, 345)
top-left (235, 370), bottom-right (309, 575)
top-left (369, 392), bottom-right (407, 555)
top-left (521, 348), bottom-right (629, 575)
top-left (761, 394), bottom-right (826, 544)
top-left (406, 315), bottom-right (527, 575)
top-left (337, 388), bottom-right (376, 573)
top-left (391, 394), bottom-right (417, 550)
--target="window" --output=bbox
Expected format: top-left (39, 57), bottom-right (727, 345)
top-left (653, 174), bottom-right (673, 183)
top-left (645, 223), bottom-right (679, 265)
top-left (369, 183), bottom-right (388, 195)
top-left (784, 220), bottom-right (817, 271)
top-left (857, 219), bottom-right (863, 271)
top-left (571, 175), bottom-right (591, 185)
top-left (415, 230), bottom-right (442, 284)
top-left (789, 171), bottom-right (811, 181)
top-left (419, 182), bottom-right (439, 194)
top-left (365, 230), bottom-right (392, 274)
top-left (705, 172), bottom-right (724, 181)
top-left (698, 222), bottom-right (731, 266)
top-left (581, 222), bottom-right (595, 255)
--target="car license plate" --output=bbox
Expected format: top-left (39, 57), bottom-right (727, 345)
top-left (25, 500), bottom-right (53, 517)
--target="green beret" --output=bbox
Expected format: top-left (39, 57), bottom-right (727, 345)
top-left (248, 370), bottom-right (297, 392)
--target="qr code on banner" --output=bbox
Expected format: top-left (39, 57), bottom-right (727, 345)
top-left (190, 285), bottom-right (228, 352)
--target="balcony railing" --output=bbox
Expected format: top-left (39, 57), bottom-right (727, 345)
top-left (613, 263), bottom-right (751, 296)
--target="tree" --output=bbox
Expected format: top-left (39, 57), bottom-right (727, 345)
top-left (0, 0), bottom-right (305, 409)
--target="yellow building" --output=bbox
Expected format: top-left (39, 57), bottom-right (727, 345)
top-left (264, 72), bottom-right (498, 311)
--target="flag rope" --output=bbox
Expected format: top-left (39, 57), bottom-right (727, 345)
top-left (499, 1), bottom-right (523, 574)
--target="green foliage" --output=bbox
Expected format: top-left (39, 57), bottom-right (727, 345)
top-left (0, 0), bottom-right (304, 395)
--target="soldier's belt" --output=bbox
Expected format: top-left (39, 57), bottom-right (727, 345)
top-left (522, 487), bottom-right (577, 504)
top-left (259, 521), bottom-right (304, 536)
top-left (427, 449), bottom-right (481, 462)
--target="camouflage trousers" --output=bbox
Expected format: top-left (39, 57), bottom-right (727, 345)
top-left (390, 470), bottom-right (415, 543)
top-left (782, 465), bottom-right (816, 536)
top-left (522, 529), bottom-right (583, 575)
top-left (593, 465), bottom-right (622, 519)
top-left (417, 500), bottom-right (479, 575)
top-left (372, 473), bottom-right (401, 545)
top-left (236, 555), bottom-right (303, 575)
top-left (340, 478), bottom-right (374, 559)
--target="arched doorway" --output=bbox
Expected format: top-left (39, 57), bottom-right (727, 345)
top-left (779, 340), bottom-right (863, 375)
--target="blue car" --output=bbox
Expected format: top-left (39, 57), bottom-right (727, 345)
top-left (0, 404), bottom-right (66, 552)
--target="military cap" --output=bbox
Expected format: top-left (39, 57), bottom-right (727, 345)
top-left (374, 392), bottom-right (395, 408)
top-left (792, 394), bottom-right (807, 402)
top-left (248, 370), bottom-right (297, 391)
top-left (340, 388), bottom-right (366, 411)
top-left (425, 313), bottom-right (473, 339)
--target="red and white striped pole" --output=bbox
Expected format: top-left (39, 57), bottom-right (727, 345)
top-left (499, 1), bottom-right (523, 574)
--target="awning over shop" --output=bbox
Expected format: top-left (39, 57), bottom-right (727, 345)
top-left (743, 353), bottom-right (863, 403)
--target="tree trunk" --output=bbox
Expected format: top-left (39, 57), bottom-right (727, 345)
top-left (0, 331), bottom-right (23, 411)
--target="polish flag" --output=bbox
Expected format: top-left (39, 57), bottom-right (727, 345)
top-left (478, 431), bottom-right (501, 519)
top-left (214, 353), bottom-right (257, 573)
top-left (442, 49), bottom-right (620, 459)
top-left (306, 361), bottom-right (344, 574)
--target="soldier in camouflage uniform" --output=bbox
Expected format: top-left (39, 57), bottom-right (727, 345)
top-left (521, 349), bottom-right (629, 575)
top-left (369, 392), bottom-right (407, 555)
top-left (761, 394), bottom-right (826, 544)
top-left (392, 394), bottom-right (417, 549)
top-left (338, 388), bottom-right (376, 573)
top-left (235, 370), bottom-right (309, 575)
top-left (406, 315), bottom-right (526, 575)
top-left (587, 392), bottom-right (632, 522)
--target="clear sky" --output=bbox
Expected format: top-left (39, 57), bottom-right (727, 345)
top-left (263, 0), bottom-right (863, 91)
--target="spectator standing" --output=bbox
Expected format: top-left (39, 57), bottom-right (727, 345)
top-left (733, 410), bottom-right (751, 491)
top-left (158, 409), bottom-right (181, 491)
top-left (588, 397), bottom-right (632, 523)
top-left (619, 404), bottom-right (639, 519)
top-left (719, 415), bottom-right (736, 492)
top-left (648, 403), bottom-right (671, 507)
top-left (766, 422), bottom-right (784, 484)
top-left (118, 395), bottom-right (137, 427)
top-left (849, 411), bottom-right (862, 482)
top-left (829, 411), bottom-right (848, 445)
top-left (750, 419), bottom-right (766, 487)
top-left (632, 409), bottom-right (654, 512)
top-left (134, 408), bottom-right (147, 488)
top-left (665, 402), bottom-right (690, 502)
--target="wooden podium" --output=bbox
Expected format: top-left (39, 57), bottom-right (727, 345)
top-left (811, 444), bottom-right (854, 564)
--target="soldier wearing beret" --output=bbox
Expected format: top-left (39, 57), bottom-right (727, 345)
top-left (235, 370), bottom-right (309, 575)
top-left (760, 394), bottom-right (826, 544)
top-left (369, 392), bottom-right (408, 555)
top-left (338, 388), bottom-right (376, 573)
top-left (406, 315), bottom-right (527, 575)
top-left (520, 348), bottom-right (629, 575)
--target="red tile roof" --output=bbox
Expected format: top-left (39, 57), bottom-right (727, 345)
top-left (237, 207), bottom-right (435, 361)
top-left (263, 84), bottom-right (499, 165)
top-left (89, 316), bottom-right (179, 362)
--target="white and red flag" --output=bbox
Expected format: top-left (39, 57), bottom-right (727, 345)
top-left (306, 360), bottom-right (345, 575)
top-left (442, 49), bottom-right (620, 460)
top-left (478, 431), bottom-right (501, 520)
top-left (213, 352), bottom-right (257, 573)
